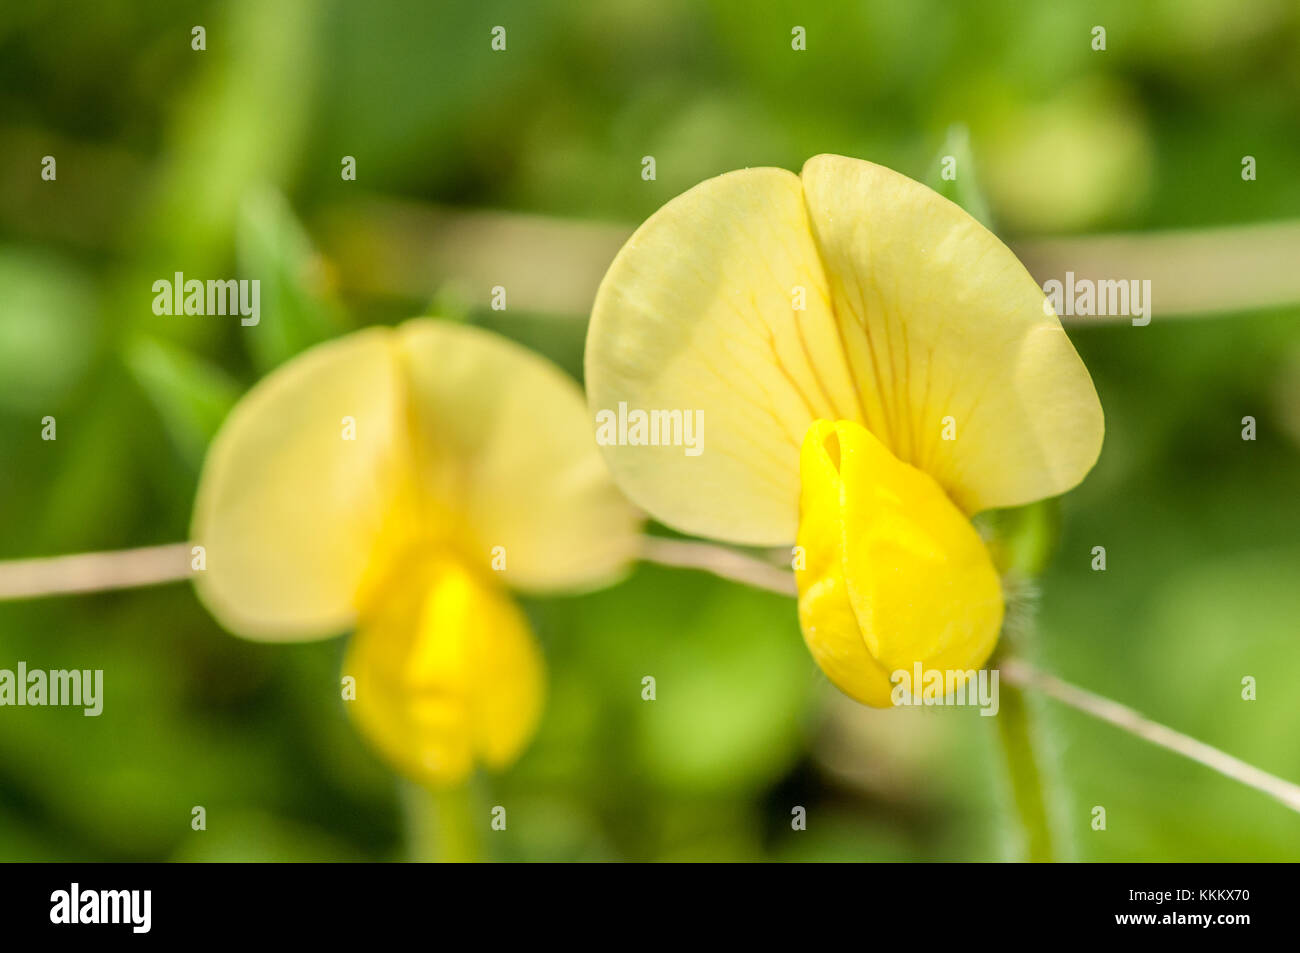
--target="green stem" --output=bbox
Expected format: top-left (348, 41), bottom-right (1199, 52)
top-left (401, 780), bottom-right (481, 863)
top-left (992, 584), bottom-right (1072, 863)
top-left (995, 679), bottom-right (1057, 862)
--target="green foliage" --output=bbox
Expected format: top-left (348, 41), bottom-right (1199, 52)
top-left (236, 188), bottom-right (348, 373)
top-left (125, 335), bottom-right (240, 468)
top-left (927, 124), bottom-right (995, 229)
top-left (2, 0), bottom-right (1298, 861)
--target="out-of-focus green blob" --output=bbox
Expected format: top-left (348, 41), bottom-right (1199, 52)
top-left (0, 249), bottom-right (97, 413)
top-left (977, 78), bottom-right (1154, 232)
top-left (527, 564), bottom-right (814, 799)
top-left (634, 584), bottom-right (812, 793)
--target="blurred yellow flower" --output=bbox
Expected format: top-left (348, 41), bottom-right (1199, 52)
top-left (193, 319), bottom-right (642, 785)
top-left (586, 154), bottom-right (1103, 706)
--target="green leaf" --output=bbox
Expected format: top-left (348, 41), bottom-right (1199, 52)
top-left (124, 335), bottom-right (240, 468)
top-left (236, 187), bottom-right (347, 372)
top-left (134, 0), bottom-right (318, 270)
top-left (977, 498), bottom-right (1061, 579)
top-left (927, 124), bottom-right (995, 229)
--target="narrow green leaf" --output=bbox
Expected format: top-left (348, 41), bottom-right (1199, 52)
top-left (237, 187), bottom-right (347, 372)
top-left (927, 124), bottom-right (995, 229)
top-left (124, 335), bottom-right (240, 468)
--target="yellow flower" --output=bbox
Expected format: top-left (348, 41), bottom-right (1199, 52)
top-left (192, 319), bottom-right (643, 785)
top-left (585, 154), bottom-right (1103, 706)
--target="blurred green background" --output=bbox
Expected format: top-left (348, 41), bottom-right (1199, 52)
top-left (1, 0), bottom-right (1298, 861)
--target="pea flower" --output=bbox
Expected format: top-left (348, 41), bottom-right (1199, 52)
top-left (192, 319), bottom-right (642, 786)
top-left (585, 155), bottom-right (1103, 706)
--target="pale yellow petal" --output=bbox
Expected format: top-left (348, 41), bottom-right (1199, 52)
top-left (397, 320), bottom-right (642, 593)
top-left (796, 420), bottom-right (1003, 706)
top-left (343, 557), bottom-right (544, 788)
top-left (586, 168), bottom-right (861, 546)
top-left (191, 328), bottom-right (411, 641)
top-left (799, 154), bottom-right (1104, 513)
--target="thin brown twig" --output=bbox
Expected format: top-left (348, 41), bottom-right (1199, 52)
top-left (316, 199), bottom-right (1300, 322)
top-left (0, 543), bottom-right (192, 600)
top-left (999, 659), bottom-right (1300, 814)
top-left (4, 536), bottom-right (1299, 816)
top-left (639, 536), bottom-right (798, 596)
top-left (640, 535), bottom-right (1300, 815)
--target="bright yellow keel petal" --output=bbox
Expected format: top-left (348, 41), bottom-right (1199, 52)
top-left (343, 556), bottom-right (545, 789)
top-left (796, 420), bottom-right (1003, 706)
top-left (795, 421), bottom-right (896, 706)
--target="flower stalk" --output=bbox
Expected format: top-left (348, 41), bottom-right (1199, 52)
top-left (400, 780), bottom-right (480, 863)
top-left (994, 679), bottom-right (1057, 861)
top-left (6, 538), bottom-right (1300, 820)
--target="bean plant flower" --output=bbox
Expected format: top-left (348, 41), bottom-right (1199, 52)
top-left (586, 155), bottom-right (1103, 706)
top-left (192, 319), bottom-right (642, 787)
